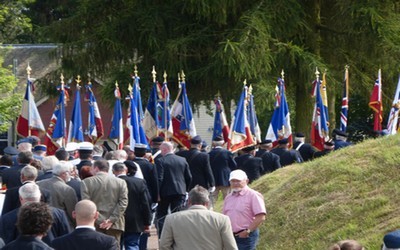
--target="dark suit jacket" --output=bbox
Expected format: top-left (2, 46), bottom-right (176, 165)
top-left (0, 206), bottom-right (71, 245)
top-left (293, 142), bottom-right (317, 161)
top-left (271, 147), bottom-right (303, 167)
top-left (67, 178), bottom-right (81, 201)
top-left (208, 147), bottom-right (236, 187)
top-left (255, 149), bottom-right (281, 173)
top-left (52, 227), bottom-right (119, 250)
top-left (1, 182), bottom-right (51, 215)
top-left (133, 157), bottom-right (159, 203)
top-left (2, 164), bottom-right (27, 189)
top-left (3, 235), bottom-right (53, 250)
top-left (156, 153), bottom-right (192, 197)
top-left (234, 154), bottom-right (263, 183)
top-left (36, 171), bottom-right (53, 181)
top-left (119, 175), bottom-right (151, 233)
top-left (176, 149), bottom-right (215, 190)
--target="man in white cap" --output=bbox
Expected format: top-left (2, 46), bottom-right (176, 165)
top-left (223, 169), bottom-right (266, 250)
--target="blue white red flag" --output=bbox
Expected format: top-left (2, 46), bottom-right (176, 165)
top-left (158, 81), bottom-right (173, 138)
top-left (85, 82), bottom-right (104, 143)
top-left (265, 77), bottom-right (292, 147)
top-left (67, 85), bottom-right (84, 142)
top-left (109, 84), bottom-right (124, 149)
top-left (126, 83), bottom-right (149, 150)
top-left (171, 80), bottom-right (196, 148)
top-left (212, 97), bottom-right (230, 143)
top-left (369, 69), bottom-right (383, 132)
top-left (247, 86), bottom-right (261, 144)
top-left (340, 67), bottom-right (349, 132)
top-left (387, 76), bottom-right (400, 135)
top-left (228, 84), bottom-right (255, 152)
top-left (17, 79), bottom-right (45, 137)
top-left (44, 82), bottom-right (68, 155)
top-left (311, 73), bottom-right (330, 150)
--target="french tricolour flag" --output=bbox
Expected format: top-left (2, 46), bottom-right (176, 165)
top-left (17, 79), bottom-right (45, 137)
top-left (109, 84), bottom-right (124, 149)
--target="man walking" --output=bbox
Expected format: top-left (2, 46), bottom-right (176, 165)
top-left (223, 170), bottom-right (266, 250)
top-left (160, 185), bottom-right (237, 250)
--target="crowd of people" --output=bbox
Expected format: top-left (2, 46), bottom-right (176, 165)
top-left (0, 127), bottom-right (393, 250)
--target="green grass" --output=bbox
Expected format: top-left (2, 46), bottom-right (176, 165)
top-left (221, 135), bottom-right (400, 249)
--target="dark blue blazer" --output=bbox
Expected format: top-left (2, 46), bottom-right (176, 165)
top-left (52, 228), bottom-right (119, 250)
top-left (3, 235), bottom-right (52, 250)
top-left (133, 157), bottom-right (159, 203)
top-left (0, 206), bottom-right (71, 245)
top-left (2, 183), bottom-right (51, 215)
top-left (255, 149), bottom-right (281, 173)
top-left (119, 175), bottom-right (151, 233)
top-left (176, 149), bottom-right (215, 190)
top-left (271, 147), bottom-right (303, 167)
top-left (67, 178), bottom-right (81, 201)
top-left (234, 154), bottom-right (263, 183)
top-left (156, 153), bottom-right (192, 197)
top-left (2, 164), bottom-right (27, 189)
top-left (293, 142), bottom-right (318, 161)
top-left (208, 147), bottom-right (236, 187)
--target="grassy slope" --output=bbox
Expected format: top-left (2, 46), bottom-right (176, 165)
top-left (247, 135), bottom-right (400, 249)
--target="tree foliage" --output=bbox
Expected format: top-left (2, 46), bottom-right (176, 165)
top-left (0, 51), bottom-right (22, 133)
top-left (23, 0), bottom-right (400, 138)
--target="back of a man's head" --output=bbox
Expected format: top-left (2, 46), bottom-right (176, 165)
top-left (160, 142), bottom-right (174, 156)
top-left (21, 165), bottom-right (38, 182)
top-left (41, 156), bottom-right (60, 172)
top-left (74, 199), bottom-right (97, 225)
top-left (18, 142), bottom-right (32, 153)
top-left (53, 161), bottom-right (72, 176)
top-left (0, 155), bottom-right (13, 166)
top-left (188, 185), bottom-right (210, 206)
top-left (93, 160), bottom-right (109, 173)
top-left (114, 150), bottom-right (128, 161)
top-left (19, 182), bottom-right (41, 203)
top-left (55, 149), bottom-right (69, 161)
top-left (17, 151), bottom-right (33, 165)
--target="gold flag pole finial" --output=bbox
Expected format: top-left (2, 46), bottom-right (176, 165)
top-left (60, 74), bottom-right (65, 87)
top-left (281, 70), bottom-right (285, 80)
top-left (26, 63), bottom-right (32, 79)
top-left (243, 79), bottom-right (247, 86)
top-left (76, 75), bottom-right (81, 88)
top-left (134, 65), bottom-right (138, 77)
top-left (315, 67), bottom-right (320, 80)
top-left (249, 84), bottom-right (253, 94)
top-left (178, 72), bottom-right (181, 83)
top-left (345, 65), bottom-right (349, 70)
top-left (181, 70), bottom-right (186, 82)
top-left (115, 81), bottom-right (119, 88)
top-left (163, 71), bottom-right (168, 83)
top-left (152, 66), bottom-right (157, 83)
top-left (128, 83), bottom-right (133, 95)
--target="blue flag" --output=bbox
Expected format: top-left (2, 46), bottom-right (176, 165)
top-left (68, 86), bottom-right (84, 142)
top-left (109, 85), bottom-right (124, 149)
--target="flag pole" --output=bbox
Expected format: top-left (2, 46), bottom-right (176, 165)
top-left (151, 66), bottom-right (158, 137)
top-left (163, 70), bottom-right (168, 141)
top-left (60, 73), bottom-right (66, 148)
top-left (26, 64), bottom-right (32, 137)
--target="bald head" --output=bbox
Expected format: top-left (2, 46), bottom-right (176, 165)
top-left (160, 142), bottom-right (174, 156)
top-left (73, 200), bottom-right (98, 226)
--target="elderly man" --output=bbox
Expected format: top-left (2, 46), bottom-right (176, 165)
top-left (2, 151), bottom-right (34, 189)
top-left (81, 160), bottom-right (128, 243)
top-left (155, 141), bottom-right (192, 238)
top-left (37, 156), bottom-right (59, 181)
top-left (52, 200), bottom-right (119, 250)
top-left (160, 185), bottom-right (237, 250)
top-left (255, 139), bottom-right (281, 173)
top-left (223, 170), bottom-right (266, 250)
top-left (37, 161), bottom-right (78, 227)
top-left (0, 183), bottom-right (71, 245)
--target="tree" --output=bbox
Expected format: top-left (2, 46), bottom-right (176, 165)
top-left (26, 0), bottom-right (400, 139)
top-left (0, 51), bottom-right (22, 133)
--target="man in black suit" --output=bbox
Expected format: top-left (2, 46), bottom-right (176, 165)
top-left (234, 145), bottom-right (263, 183)
top-left (208, 136), bottom-right (236, 206)
top-left (2, 151), bottom-right (34, 189)
top-left (0, 183), bottom-right (71, 246)
top-left (2, 165), bottom-right (50, 215)
top-left (176, 135), bottom-right (215, 191)
top-left (255, 139), bottom-right (281, 173)
top-left (271, 138), bottom-right (303, 167)
top-left (113, 162), bottom-right (151, 250)
top-left (313, 139), bottom-right (335, 158)
top-left (292, 132), bottom-right (318, 161)
top-left (155, 141), bottom-right (192, 238)
top-left (52, 200), bottom-right (119, 250)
